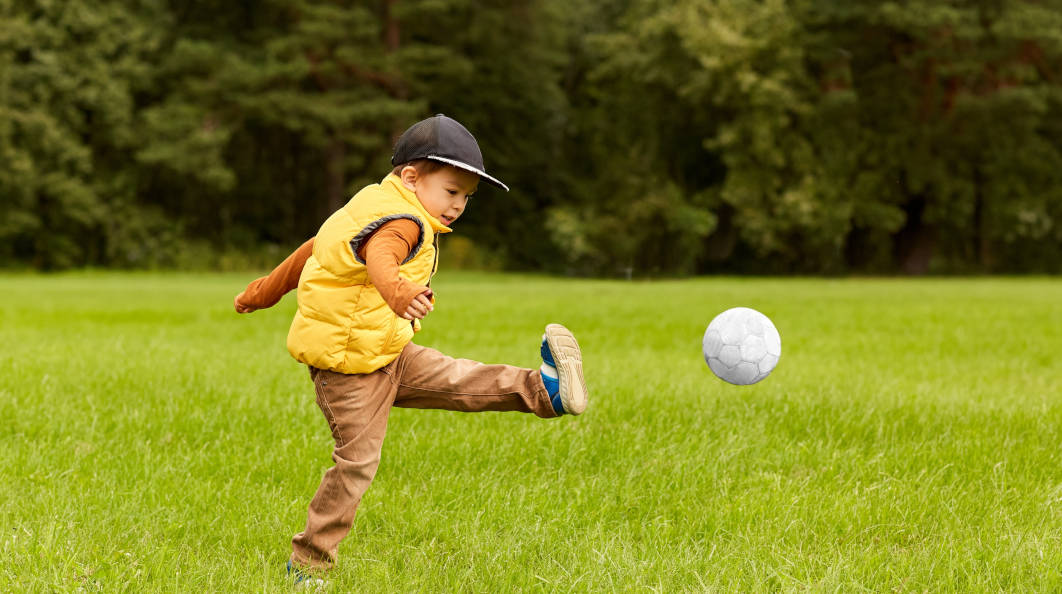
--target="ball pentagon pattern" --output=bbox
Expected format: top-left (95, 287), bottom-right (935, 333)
top-left (703, 307), bottom-right (781, 385)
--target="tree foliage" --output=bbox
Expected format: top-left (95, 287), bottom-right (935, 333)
top-left (1, 0), bottom-right (1060, 273)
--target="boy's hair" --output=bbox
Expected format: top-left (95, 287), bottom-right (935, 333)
top-left (391, 159), bottom-right (447, 177)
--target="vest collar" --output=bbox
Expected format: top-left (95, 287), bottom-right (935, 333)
top-left (382, 174), bottom-right (453, 234)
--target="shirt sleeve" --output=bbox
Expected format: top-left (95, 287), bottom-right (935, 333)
top-left (234, 238), bottom-right (314, 313)
top-left (358, 218), bottom-right (432, 316)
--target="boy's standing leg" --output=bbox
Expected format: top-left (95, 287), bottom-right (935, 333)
top-left (290, 366), bottom-right (400, 570)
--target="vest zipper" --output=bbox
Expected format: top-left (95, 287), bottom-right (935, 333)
top-left (406, 234), bottom-right (439, 333)
top-left (430, 234), bottom-right (439, 280)
top-left (406, 233), bottom-right (438, 334)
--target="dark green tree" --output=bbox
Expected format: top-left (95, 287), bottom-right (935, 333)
top-left (807, 0), bottom-right (1062, 273)
top-left (137, 0), bottom-right (425, 249)
top-left (0, 0), bottom-right (163, 268)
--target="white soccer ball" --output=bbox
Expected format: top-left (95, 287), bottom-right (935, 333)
top-left (702, 307), bottom-right (781, 385)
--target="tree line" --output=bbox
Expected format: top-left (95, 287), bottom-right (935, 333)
top-left (3, 0), bottom-right (1061, 274)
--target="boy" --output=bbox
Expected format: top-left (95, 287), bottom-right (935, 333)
top-left (234, 115), bottom-right (589, 582)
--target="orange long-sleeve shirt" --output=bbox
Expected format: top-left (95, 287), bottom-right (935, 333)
top-left (234, 219), bottom-right (428, 315)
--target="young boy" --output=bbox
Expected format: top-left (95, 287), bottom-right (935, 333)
top-left (234, 115), bottom-right (589, 581)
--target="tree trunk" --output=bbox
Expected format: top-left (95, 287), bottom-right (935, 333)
top-left (894, 197), bottom-right (936, 275)
top-left (325, 137), bottom-right (346, 215)
top-left (383, 0), bottom-right (400, 53)
top-left (972, 165), bottom-right (994, 271)
top-left (702, 203), bottom-right (737, 262)
top-left (381, 0), bottom-right (407, 146)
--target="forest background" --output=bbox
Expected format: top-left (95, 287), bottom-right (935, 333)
top-left (3, 0), bottom-right (1062, 276)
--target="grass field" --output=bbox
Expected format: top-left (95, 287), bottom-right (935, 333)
top-left (2, 272), bottom-right (1061, 592)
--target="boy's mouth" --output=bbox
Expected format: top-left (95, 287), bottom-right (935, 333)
top-left (440, 216), bottom-right (454, 225)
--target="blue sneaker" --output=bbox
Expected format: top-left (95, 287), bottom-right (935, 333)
top-left (287, 560), bottom-right (327, 590)
top-left (541, 324), bottom-right (588, 415)
top-left (539, 340), bottom-right (562, 414)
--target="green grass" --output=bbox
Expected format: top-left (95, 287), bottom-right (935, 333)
top-left (2, 272), bottom-right (1062, 592)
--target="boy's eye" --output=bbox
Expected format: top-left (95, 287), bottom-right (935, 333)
top-left (447, 190), bottom-right (457, 195)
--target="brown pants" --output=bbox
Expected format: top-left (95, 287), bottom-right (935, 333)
top-left (291, 341), bottom-right (558, 569)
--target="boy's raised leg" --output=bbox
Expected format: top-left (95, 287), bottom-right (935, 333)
top-left (389, 325), bottom-right (588, 416)
top-left (388, 343), bottom-right (559, 417)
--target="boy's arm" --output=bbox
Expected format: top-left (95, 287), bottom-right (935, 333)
top-left (359, 219), bottom-right (433, 319)
top-left (234, 238), bottom-right (314, 313)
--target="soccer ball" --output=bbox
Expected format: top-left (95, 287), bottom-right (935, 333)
top-left (702, 307), bottom-right (781, 385)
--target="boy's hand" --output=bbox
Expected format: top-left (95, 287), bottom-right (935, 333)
top-left (401, 290), bottom-right (434, 320)
top-left (234, 292), bottom-right (255, 314)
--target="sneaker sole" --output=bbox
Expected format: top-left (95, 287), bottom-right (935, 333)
top-left (544, 324), bottom-right (588, 415)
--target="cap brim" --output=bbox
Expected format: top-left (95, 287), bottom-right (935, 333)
top-left (426, 155), bottom-right (509, 192)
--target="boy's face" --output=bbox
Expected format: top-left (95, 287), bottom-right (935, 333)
top-left (401, 165), bottom-right (479, 226)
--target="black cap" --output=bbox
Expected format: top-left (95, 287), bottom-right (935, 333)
top-left (391, 114), bottom-right (509, 191)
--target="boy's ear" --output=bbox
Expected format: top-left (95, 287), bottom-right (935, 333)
top-left (399, 165), bottom-right (418, 191)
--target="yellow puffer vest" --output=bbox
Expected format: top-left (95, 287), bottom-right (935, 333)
top-left (287, 174), bottom-right (451, 373)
